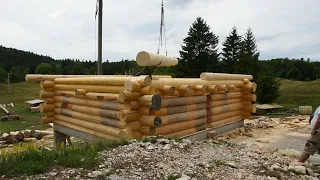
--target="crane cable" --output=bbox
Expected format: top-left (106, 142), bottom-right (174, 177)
top-left (157, 0), bottom-right (168, 56)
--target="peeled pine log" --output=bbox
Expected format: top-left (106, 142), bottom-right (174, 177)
top-left (208, 110), bottom-right (243, 122)
top-left (208, 92), bottom-right (243, 101)
top-left (54, 90), bottom-right (74, 97)
top-left (45, 98), bottom-right (54, 104)
top-left (41, 117), bottom-right (54, 124)
top-left (218, 85), bottom-right (228, 91)
top-left (126, 121), bottom-right (141, 131)
top-left (124, 79), bottom-right (141, 92)
top-left (45, 112), bottom-right (55, 117)
top-left (54, 96), bottom-right (130, 111)
top-left (139, 107), bottom-right (154, 115)
top-left (54, 76), bottom-right (151, 86)
top-left (136, 51), bottom-right (178, 66)
top-left (23, 138), bottom-right (36, 142)
top-left (208, 115), bottom-right (243, 128)
top-left (243, 82), bottom-right (257, 92)
top-left (242, 79), bottom-right (250, 84)
top-left (208, 98), bottom-right (242, 108)
top-left (40, 103), bottom-right (55, 112)
top-left (200, 73), bottom-right (253, 81)
top-left (243, 111), bottom-right (252, 117)
top-left (159, 109), bottom-right (207, 126)
top-left (228, 88), bottom-right (242, 92)
top-left (40, 80), bottom-right (54, 89)
top-left (194, 85), bottom-right (206, 92)
top-left (140, 86), bottom-right (156, 95)
top-left (55, 120), bottom-right (117, 140)
top-left (119, 91), bottom-right (141, 102)
top-left (140, 126), bottom-right (155, 135)
top-left (243, 105), bottom-right (257, 113)
top-left (150, 118), bottom-right (207, 135)
top-left (159, 85), bottom-right (175, 94)
top-left (242, 94), bottom-right (257, 102)
top-left (85, 92), bottom-right (119, 101)
top-left (139, 116), bottom-right (162, 127)
top-left (154, 103), bottom-right (206, 116)
top-left (122, 130), bottom-right (142, 139)
top-left (166, 124), bottom-right (207, 138)
top-left (242, 101), bottom-right (252, 106)
top-left (207, 103), bottom-right (244, 116)
top-left (55, 114), bottom-right (125, 137)
top-left (178, 85), bottom-right (191, 95)
top-left (54, 84), bottom-right (124, 94)
top-left (151, 78), bottom-right (244, 89)
top-left (138, 94), bottom-right (162, 110)
top-left (9, 131), bottom-right (24, 141)
top-left (75, 89), bottom-right (87, 95)
top-left (227, 85), bottom-right (236, 91)
top-left (161, 96), bottom-right (207, 107)
top-left (39, 90), bottom-right (54, 98)
top-left (130, 101), bottom-right (140, 110)
top-left (119, 110), bottom-right (141, 121)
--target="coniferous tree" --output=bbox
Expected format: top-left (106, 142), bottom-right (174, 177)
top-left (179, 17), bottom-right (219, 77)
top-left (221, 26), bottom-right (242, 73)
top-left (237, 28), bottom-right (259, 75)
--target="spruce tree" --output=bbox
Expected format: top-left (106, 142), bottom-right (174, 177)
top-left (179, 17), bottom-right (219, 77)
top-left (221, 26), bottom-right (242, 73)
top-left (237, 28), bottom-right (259, 75)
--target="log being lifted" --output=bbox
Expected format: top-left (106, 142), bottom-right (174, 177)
top-left (200, 73), bottom-right (253, 81)
top-left (136, 51), bottom-right (178, 66)
top-left (166, 124), bottom-right (207, 138)
top-left (54, 96), bottom-right (131, 111)
top-left (54, 76), bottom-right (151, 86)
top-left (150, 118), bottom-right (207, 135)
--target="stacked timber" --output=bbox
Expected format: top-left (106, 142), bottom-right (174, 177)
top-left (201, 73), bottom-right (257, 128)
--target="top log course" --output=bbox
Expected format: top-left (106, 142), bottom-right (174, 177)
top-left (200, 73), bottom-right (253, 81)
top-left (54, 76), bottom-right (151, 86)
top-left (136, 51), bottom-right (178, 67)
top-left (151, 78), bottom-right (244, 89)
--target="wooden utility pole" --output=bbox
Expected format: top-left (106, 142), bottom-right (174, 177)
top-left (97, 0), bottom-right (103, 75)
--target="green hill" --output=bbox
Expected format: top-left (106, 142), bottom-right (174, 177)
top-left (277, 79), bottom-right (320, 111)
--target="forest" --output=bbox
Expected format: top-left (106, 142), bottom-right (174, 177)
top-left (1, 17), bottom-right (320, 103)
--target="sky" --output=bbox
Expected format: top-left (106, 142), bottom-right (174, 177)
top-left (0, 0), bottom-right (320, 62)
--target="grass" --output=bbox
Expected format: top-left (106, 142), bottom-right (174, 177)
top-left (0, 81), bottom-right (48, 132)
top-left (276, 79), bottom-right (320, 111)
top-left (0, 138), bottom-right (129, 176)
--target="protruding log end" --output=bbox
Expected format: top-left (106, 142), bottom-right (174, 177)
top-left (160, 85), bottom-right (175, 95)
top-left (154, 116), bottom-right (162, 127)
top-left (194, 85), bottom-right (206, 92)
top-left (151, 94), bottom-right (162, 110)
top-left (75, 89), bottom-right (87, 95)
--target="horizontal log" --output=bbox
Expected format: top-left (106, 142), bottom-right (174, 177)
top-left (208, 115), bottom-right (243, 128)
top-left (53, 84), bottom-right (124, 94)
top-left (54, 120), bottom-right (117, 140)
top-left (45, 98), bottom-right (54, 104)
top-left (140, 86), bottom-right (156, 95)
top-left (40, 90), bottom-right (54, 98)
top-left (242, 94), bottom-right (257, 102)
top-left (139, 94), bottom-right (162, 110)
top-left (54, 96), bottom-right (130, 111)
top-left (208, 110), bottom-right (243, 122)
top-left (55, 103), bottom-right (121, 120)
top-left (54, 76), bottom-right (151, 86)
top-left (55, 114), bottom-right (124, 137)
top-left (140, 126), bottom-right (155, 135)
top-left (161, 96), bottom-right (207, 107)
top-left (139, 107), bottom-right (154, 115)
top-left (154, 103), bottom-right (206, 116)
top-left (75, 89), bottom-right (87, 95)
top-left (208, 92), bottom-right (243, 101)
top-left (40, 103), bottom-right (55, 112)
top-left (166, 124), bottom-right (207, 138)
top-left (160, 85), bottom-right (175, 94)
top-left (136, 51), bottom-right (178, 67)
top-left (119, 110), bottom-right (141, 122)
top-left (208, 98), bottom-right (242, 108)
top-left (207, 85), bottom-right (217, 92)
top-left (45, 112), bottom-right (55, 117)
top-left (150, 118), bottom-right (207, 135)
top-left (40, 80), bottom-right (54, 89)
top-left (85, 92), bottom-right (119, 101)
top-left (54, 90), bottom-right (74, 97)
top-left (159, 109), bottom-right (207, 126)
top-left (139, 115), bottom-right (162, 127)
top-left (207, 102), bottom-right (244, 116)
top-left (41, 117), bottom-right (54, 124)
top-left (200, 73), bottom-right (253, 81)
top-left (119, 91), bottom-right (141, 102)
top-left (243, 105), bottom-right (257, 113)
top-left (25, 74), bottom-right (122, 81)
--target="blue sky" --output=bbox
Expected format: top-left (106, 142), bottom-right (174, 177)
top-left (0, 0), bottom-right (319, 61)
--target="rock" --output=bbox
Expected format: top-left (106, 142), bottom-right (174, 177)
top-left (99, 164), bottom-right (106, 168)
top-left (306, 168), bottom-right (314, 176)
top-left (157, 138), bottom-right (171, 144)
top-left (48, 172), bottom-right (57, 176)
top-left (270, 163), bottom-right (281, 170)
top-left (147, 144), bottom-right (155, 150)
top-left (178, 143), bottom-right (188, 149)
top-left (227, 162), bottom-right (237, 168)
top-left (288, 165), bottom-right (306, 175)
top-left (182, 139), bottom-right (192, 145)
top-left (92, 170), bottom-right (104, 177)
top-left (163, 144), bottom-right (171, 150)
top-left (267, 176), bottom-right (277, 180)
top-left (256, 139), bottom-right (269, 143)
top-left (177, 174), bottom-right (191, 180)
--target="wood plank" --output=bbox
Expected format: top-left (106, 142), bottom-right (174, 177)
top-left (0, 104), bottom-right (9, 114)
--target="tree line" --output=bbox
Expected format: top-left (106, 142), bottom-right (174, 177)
top-left (1, 17), bottom-right (320, 103)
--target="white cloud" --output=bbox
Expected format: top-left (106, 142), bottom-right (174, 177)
top-left (0, 0), bottom-right (319, 61)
